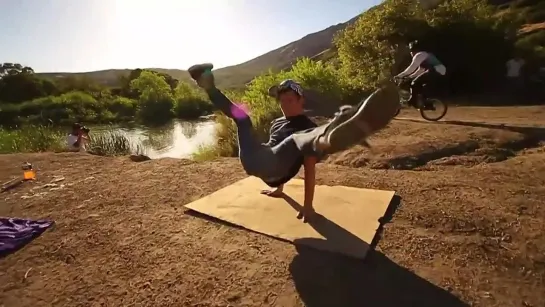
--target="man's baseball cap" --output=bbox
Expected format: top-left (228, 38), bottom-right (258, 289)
top-left (268, 79), bottom-right (304, 98)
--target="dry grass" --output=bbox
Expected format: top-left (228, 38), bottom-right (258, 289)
top-left (0, 106), bottom-right (544, 307)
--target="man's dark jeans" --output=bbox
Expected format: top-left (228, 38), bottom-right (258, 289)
top-left (206, 89), bottom-right (325, 182)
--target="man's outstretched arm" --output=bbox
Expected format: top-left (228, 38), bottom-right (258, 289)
top-left (300, 155), bottom-right (317, 222)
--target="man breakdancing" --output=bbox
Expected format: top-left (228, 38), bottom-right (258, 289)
top-left (188, 63), bottom-right (399, 222)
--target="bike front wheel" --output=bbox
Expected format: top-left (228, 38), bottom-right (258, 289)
top-left (420, 98), bottom-right (448, 121)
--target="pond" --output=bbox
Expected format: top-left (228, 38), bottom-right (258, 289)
top-left (90, 119), bottom-right (216, 159)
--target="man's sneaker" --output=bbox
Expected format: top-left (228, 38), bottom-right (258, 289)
top-left (188, 63), bottom-right (215, 89)
top-left (316, 83), bottom-right (399, 153)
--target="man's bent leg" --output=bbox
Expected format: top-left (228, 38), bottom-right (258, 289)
top-left (413, 72), bottom-right (437, 109)
top-left (292, 83), bottom-right (399, 155)
top-left (410, 73), bottom-right (427, 106)
top-left (407, 75), bottom-right (422, 107)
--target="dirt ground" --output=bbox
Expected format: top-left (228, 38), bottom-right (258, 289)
top-left (1, 106), bottom-right (544, 307)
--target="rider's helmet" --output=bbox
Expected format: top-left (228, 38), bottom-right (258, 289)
top-left (408, 40), bottom-right (422, 52)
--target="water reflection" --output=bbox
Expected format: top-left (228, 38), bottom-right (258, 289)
top-left (91, 120), bottom-right (215, 159)
top-left (141, 122), bottom-right (174, 150)
top-left (180, 121), bottom-right (198, 139)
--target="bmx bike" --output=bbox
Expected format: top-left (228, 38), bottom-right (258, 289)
top-left (393, 77), bottom-right (448, 122)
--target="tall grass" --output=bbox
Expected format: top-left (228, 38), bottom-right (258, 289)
top-left (0, 125), bottom-right (147, 156)
top-left (0, 125), bottom-right (64, 154)
top-left (88, 131), bottom-right (147, 156)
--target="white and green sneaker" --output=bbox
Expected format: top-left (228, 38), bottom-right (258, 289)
top-left (316, 83), bottom-right (400, 153)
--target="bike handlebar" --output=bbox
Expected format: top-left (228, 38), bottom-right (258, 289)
top-left (392, 76), bottom-right (409, 85)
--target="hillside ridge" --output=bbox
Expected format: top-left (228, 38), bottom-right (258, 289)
top-left (35, 1), bottom-right (544, 89)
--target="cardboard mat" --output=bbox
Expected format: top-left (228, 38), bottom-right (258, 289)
top-left (185, 177), bottom-right (396, 259)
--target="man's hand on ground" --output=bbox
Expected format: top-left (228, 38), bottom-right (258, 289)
top-left (296, 206), bottom-right (316, 223)
top-left (260, 185), bottom-right (284, 198)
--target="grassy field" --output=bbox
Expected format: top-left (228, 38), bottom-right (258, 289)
top-left (0, 106), bottom-right (544, 307)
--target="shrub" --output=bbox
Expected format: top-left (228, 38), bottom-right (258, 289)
top-left (0, 92), bottom-right (140, 127)
top-left (174, 81), bottom-right (213, 119)
top-left (108, 96), bottom-right (138, 120)
top-left (130, 70), bottom-right (175, 124)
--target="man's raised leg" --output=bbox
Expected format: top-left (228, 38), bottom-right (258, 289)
top-left (188, 63), bottom-right (269, 176)
top-left (188, 63), bottom-right (244, 120)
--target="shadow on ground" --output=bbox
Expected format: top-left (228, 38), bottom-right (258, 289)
top-left (374, 119), bottom-right (545, 170)
top-left (283, 194), bottom-right (467, 307)
top-left (289, 245), bottom-right (469, 307)
top-left (186, 193), bottom-right (467, 306)
top-left (281, 194), bottom-right (401, 253)
top-left (395, 117), bottom-right (545, 134)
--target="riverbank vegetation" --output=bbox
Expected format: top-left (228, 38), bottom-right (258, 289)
top-left (0, 66), bottom-right (213, 128)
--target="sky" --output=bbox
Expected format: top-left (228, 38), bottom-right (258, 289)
top-left (0, 0), bottom-right (383, 73)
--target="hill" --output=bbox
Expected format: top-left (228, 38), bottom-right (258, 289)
top-left (211, 17), bottom-right (358, 88)
top-left (35, 17), bottom-right (356, 90)
top-left (35, 0), bottom-right (544, 89)
top-left (36, 68), bottom-right (194, 88)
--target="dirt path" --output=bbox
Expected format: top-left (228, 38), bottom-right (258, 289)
top-left (1, 108), bottom-right (545, 307)
top-left (396, 105), bottom-right (545, 126)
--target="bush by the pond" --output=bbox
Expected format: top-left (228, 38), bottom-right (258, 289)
top-left (0, 91), bottom-right (126, 127)
top-left (174, 82), bottom-right (214, 119)
top-left (0, 125), bottom-right (145, 156)
top-left (0, 73), bottom-right (214, 128)
top-left (129, 70), bottom-right (216, 125)
top-left (192, 58), bottom-right (348, 160)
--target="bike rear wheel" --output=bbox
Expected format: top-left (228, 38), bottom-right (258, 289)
top-left (420, 98), bottom-right (448, 121)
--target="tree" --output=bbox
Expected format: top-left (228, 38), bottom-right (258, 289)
top-left (0, 63), bottom-right (34, 78)
top-left (0, 73), bottom-right (58, 103)
top-left (54, 75), bottom-right (104, 96)
top-left (130, 70), bottom-right (175, 123)
top-left (335, 0), bottom-right (514, 94)
top-left (174, 81), bottom-right (212, 119)
top-left (116, 69), bottom-right (178, 99)
top-left (335, 0), bottom-right (427, 90)
top-left (156, 71), bottom-right (178, 90)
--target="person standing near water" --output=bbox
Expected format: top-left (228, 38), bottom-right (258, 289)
top-left (66, 123), bottom-right (89, 152)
